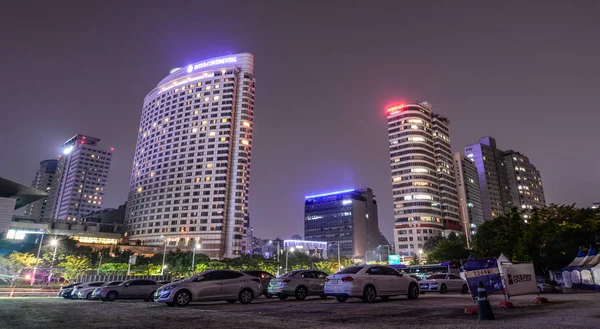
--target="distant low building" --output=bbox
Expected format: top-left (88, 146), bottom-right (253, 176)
top-left (82, 203), bottom-right (126, 224)
top-left (284, 239), bottom-right (328, 259)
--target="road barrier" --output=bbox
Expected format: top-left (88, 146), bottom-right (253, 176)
top-left (76, 274), bottom-right (172, 283)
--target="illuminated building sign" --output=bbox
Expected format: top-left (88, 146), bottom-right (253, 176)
top-left (387, 104), bottom-right (404, 114)
top-left (305, 189), bottom-right (355, 199)
top-left (186, 56), bottom-right (237, 73)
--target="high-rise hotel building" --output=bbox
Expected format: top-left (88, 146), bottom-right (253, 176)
top-left (387, 102), bottom-right (461, 256)
top-left (24, 159), bottom-right (58, 219)
top-left (45, 135), bottom-right (113, 220)
top-left (125, 53), bottom-right (255, 259)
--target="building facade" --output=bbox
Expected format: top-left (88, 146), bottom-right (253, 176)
top-left (504, 151), bottom-right (545, 217)
top-left (464, 137), bottom-right (545, 220)
top-left (124, 53), bottom-right (256, 259)
top-left (453, 152), bottom-right (484, 247)
top-left (304, 188), bottom-right (379, 260)
top-left (24, 159), bottom-right (58, 219)
top-left (464, 137), bottom-right (512, 220)
top-left (387, 102), bottom-right (461, 257)
top-left (45, 135), bottom-right (113, 221)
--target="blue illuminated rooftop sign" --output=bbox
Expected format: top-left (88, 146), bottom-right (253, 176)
top-left (305, 189), bottom-right (355, 199)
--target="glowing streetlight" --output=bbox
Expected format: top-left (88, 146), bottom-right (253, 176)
top-left (49, 239), bottom-right (59, 278)
top-left (285, 246), bottom-right (295, 273)
top-left (191, 242), bottom-right (202, 273)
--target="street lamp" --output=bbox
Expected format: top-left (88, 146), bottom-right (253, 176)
top-left (329, 243), bottom-right (341, 272)
top-left (49, 239), bottom-right (59, 281)
top-left (191, 243), bottom-right (201, 273)
top-left (285, 247), bottom-right (295, 274)
top-left (160, 235), bottom-right (168, 276)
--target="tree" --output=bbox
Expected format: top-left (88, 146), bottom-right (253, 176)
top-left (58, 255), bottom-right (92, 282)
top-left (99, 263), bottom-right (128, 275)
top-left (473, 209), bottom-right (525, 260)
top-left (409, 253), bottom-right (421, 265)
top-left (425, 232), bottom-right (470, 263)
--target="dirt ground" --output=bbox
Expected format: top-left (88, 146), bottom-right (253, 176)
top-left (0, 292), bottom-right (598, 329)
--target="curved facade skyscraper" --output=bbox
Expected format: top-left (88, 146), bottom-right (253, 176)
top-left (125, 53), bottom-right (255, 259)
top-left (387, 102), bottom-right (460, 257)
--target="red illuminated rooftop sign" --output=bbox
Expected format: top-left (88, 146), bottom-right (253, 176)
top-left (386, 104), bottom-right (404, 114)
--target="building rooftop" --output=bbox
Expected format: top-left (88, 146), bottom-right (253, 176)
top-left (0, 176), bottom-right (47, 210)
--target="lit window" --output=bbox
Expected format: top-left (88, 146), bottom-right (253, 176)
top-left (209, 132), bottom-right (216, 136)
top-left (213, 96), bottom-right (220, 100)
top-left (206, 164), bottom-right (213, 168)
top-left (242, 121), bottom-right (250, 127)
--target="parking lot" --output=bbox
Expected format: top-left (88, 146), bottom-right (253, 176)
top-left (0, 293), bottom-right (599, 329)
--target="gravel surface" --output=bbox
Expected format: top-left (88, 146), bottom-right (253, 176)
top-left (0, 292), bottom-right (598, 329)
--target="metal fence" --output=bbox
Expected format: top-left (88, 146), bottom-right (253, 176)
top-left (76, 274), bottom-right (172, 283)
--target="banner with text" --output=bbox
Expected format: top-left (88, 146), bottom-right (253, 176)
top-left (502, 263), bottom-right (537, 296)
top-left (462, 258), bottom-right (504, 298)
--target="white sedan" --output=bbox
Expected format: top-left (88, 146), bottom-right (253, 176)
top-left (324, 265), bottom-right (420, 303)
top-left (419, 273), bottom-right (469, 294)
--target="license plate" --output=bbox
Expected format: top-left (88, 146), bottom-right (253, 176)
top-left (330, 279), bottom-right (339, 284)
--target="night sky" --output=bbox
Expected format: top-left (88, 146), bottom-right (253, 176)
top-left (1, 1), bottom-right (599, 243)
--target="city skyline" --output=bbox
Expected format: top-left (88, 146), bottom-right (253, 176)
top-left (1, 1), bottom-right (599, 244)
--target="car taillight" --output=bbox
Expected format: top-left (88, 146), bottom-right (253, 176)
top-left (260, 274), bottom-right (266, 279)
top-left (324, 278), bottom-right (329, 282)
top-left (341, 277), bottom-right (354, 282)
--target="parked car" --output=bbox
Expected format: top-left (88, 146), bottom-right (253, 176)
top-left (409, 274), bottom-right (423, 281)
top-left (71, 282), bottom-right (105, 299)
top-left (58, 283), bottom-right (81, 298)
top-left (85, 281), bottom-right (123, 300)
top-left (324, 265), bottom-right (419, 303)
top-left (537, 281), bottom-right (562, 293)
top-left (268, 270), bottom-right (329, 300)
top-left (154, 270), bottom-right (263, 307)
top-left (419, 273), bottom-right (469, 294)
top-left (243, 270), bottom-right (275, 298)
top-left (93, 279), bottom-right (162, 302)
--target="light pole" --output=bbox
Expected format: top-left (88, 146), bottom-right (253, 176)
top-left (31, 231), bottom-right (45, 285)
top-left (97, 253), bottom-right (103, 275)
top-left (49, 239), bottom-right (59, 282)
top-left (285, 247), bottom-right (295, 274)
top-left (160, 235), bottom-right (168, 276)
top-left (191, 243), bottom-right (201, 273)
top-left (330, 243), bottom-right (341, 272)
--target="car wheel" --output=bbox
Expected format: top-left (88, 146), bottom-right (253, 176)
top-left (362, 285), bottom-right (377, 303)
top-left (537, 287), bottom-right (542, 293)
top-left (461, 284), bottom-right (469, 294)
top-left (407, 283), bottom-right (419, 300)
top-left (265, 294), bottom-right (273, 299)
top-left (440, 284), bottom-right (448, 294)
top-left (294, 286), bottom-right (308, 301)
top-left (86, 292), bottom-right (93, 300)
top-left (227, 300), bottom-right (237, 304)
top-left (278, 295), bottom-right (288, 300)
top-left (145, 291), bottom-right (156, 302)
top-left (335, 296), bottom-right (348, 303)
top-left (319, 294), bottom-right (327, 299)
top-left (174, 290), bottom-right (192, 307)
top-left (239, 289), bottom-right (253, 304)
top-left (380, 296), bottom-right (390, 301)
top-left (165, 302), bottom-right (175, 307)
top-left (105, 291), bottom-right (118, 302)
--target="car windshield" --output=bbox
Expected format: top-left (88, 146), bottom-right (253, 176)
top-left (427, 274), bottom-right (447, 280)
top-left (337, 266), bottom-right (363, 274)
top-left (106, 281), bottom-right (122, 286)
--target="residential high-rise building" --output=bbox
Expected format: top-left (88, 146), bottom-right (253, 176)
top-left (125, 53), bottom-right (256, 259)
top-left (24, 159), bottom-right (58, 219)
top-left (453, 152), bottom-right (484, 247)
top-left (464, 137), bottom-right (546, 220)
top-left (304, 188), bottom-right (379, 259)
top-left (387, 102), bottom-right (461, 257)
top-left (504, 150), bottom-right (545, 217)
top-left (464, 137), bottom-right (512, 220)
top-left (45, 135), bottom-right (113, 220)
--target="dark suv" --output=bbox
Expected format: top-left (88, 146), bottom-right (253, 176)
top-left (243, 271), bottom-right (275, 298)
